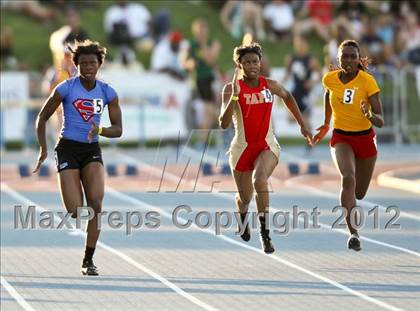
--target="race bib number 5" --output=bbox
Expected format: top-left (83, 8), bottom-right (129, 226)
top-left (93, 98), bottom-right (104, 114)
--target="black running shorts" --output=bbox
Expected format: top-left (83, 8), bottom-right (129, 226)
top-left (54, 138), bottom-right (103, 172)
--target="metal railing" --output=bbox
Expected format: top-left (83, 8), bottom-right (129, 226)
top-left (374, 66), bottom-right (420, 144)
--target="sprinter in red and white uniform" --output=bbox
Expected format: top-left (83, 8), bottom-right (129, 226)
top-left (219, 42), bottom-right (313, 253)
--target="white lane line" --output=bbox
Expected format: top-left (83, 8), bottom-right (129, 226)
top-left (3, 163), bottom-right (405, 311)
top-left (285, 178), bottom-right (420, 222)
top-left (117, 152), bottom-right (420, 258)
top-left (1, 183), bottom-right (218, 311)
top-left (104, 186), bottom-right (403, 311)
top-left (1, 276), bottom-right (36, 311)
top-left (292, 217), bottom-right (420, 258)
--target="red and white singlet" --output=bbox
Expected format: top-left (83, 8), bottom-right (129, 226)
top-left (228, 76), bottom-right (280, 171)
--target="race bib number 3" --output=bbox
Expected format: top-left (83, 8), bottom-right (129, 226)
top-left (343, 89), bottom-right (355, 105)
top-left (93, 98), bottom-right (104, 114)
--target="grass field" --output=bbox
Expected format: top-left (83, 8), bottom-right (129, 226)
top-left (0, 1), bottom-right (325, 71)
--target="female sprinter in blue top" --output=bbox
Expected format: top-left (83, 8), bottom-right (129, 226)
top-left (33, 40), bottom-right (122, 275)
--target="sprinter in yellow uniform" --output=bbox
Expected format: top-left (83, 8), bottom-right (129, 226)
top-left (314, 40), bottom-right (384, 251)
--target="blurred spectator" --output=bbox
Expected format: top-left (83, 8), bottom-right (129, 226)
top-left (376, 2), bottom-right (397, 67)
top-left (41, 48), bottom-right (77, 146)
top-left (324, 24), bottom-right (351, 70)
top-left (335, 0), bottom-right (368, 41)
top-left (397, 12), bottom-right (420, 64)
top-left (43, 48), bottom-right (77, 94)
top-left (0, 27), bottom-right (18, 70)
top-left (390, 0), bottom-right (418, 21)
top-left (294, 0), bottom-right (333, 42)
top-left (263, 0), bottom-right (294, 41)
top-left (1, 0), bottom-right (57, 23)
top-left (149, 9), bottom-right (171, 43)
top-left (46, 8), bottom-right (85, 147)
top-left (396, 11), bottom-right (420, 97)
top-left (62, 9), bottom-right (88, 45)
top-left (361, 19), bottom-right (386, 67)
top-left (182, 19), bottom-right (221, 145)
top-left (151, 31), bottom-right (187, 80)
top-left (104, 0), bottom-right (152, 50)
top-left (282, 35), bottom-right (321, 151)
top-left (220, 0), bottom-right (266, 40)
top-left (49, 8), bottom-right (88, 71)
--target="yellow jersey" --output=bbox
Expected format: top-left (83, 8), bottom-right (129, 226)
top-left (322, 69), bottom-right (380, 131)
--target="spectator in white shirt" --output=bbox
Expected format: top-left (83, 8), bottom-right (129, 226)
top-left (104, 0), bottom-right (151, 44)
top-left (263, 0), bottom-right (294, 40)
top-left (151, 31), bottom-right (187, 80)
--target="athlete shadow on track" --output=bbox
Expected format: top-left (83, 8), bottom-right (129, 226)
top-left (4, 274), bottom-right (419, 297)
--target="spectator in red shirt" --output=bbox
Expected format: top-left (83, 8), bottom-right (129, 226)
top-left (293, 0), bottom-right (333, 42)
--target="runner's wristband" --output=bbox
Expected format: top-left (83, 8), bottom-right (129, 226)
top-left (231, 95), bottom-right (239, 101)
top-left (98, 127), bottom-right (103, 135)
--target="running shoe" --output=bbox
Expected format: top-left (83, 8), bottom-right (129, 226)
top-left (258, 215), bottom-right (275, 254)
top-left (81, 260), bottom-right (99, 276)
top-left (347, 234), bottom-right (362, 251)
top-left (259, 229), bottom-right (274, 254)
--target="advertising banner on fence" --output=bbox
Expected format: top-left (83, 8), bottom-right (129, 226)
top-left (1, 72), bottom-right (29, 141)
top-left (99, 70), bottom-right (191, 142)
top-left (0, 69), bottom-right (327, 145)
